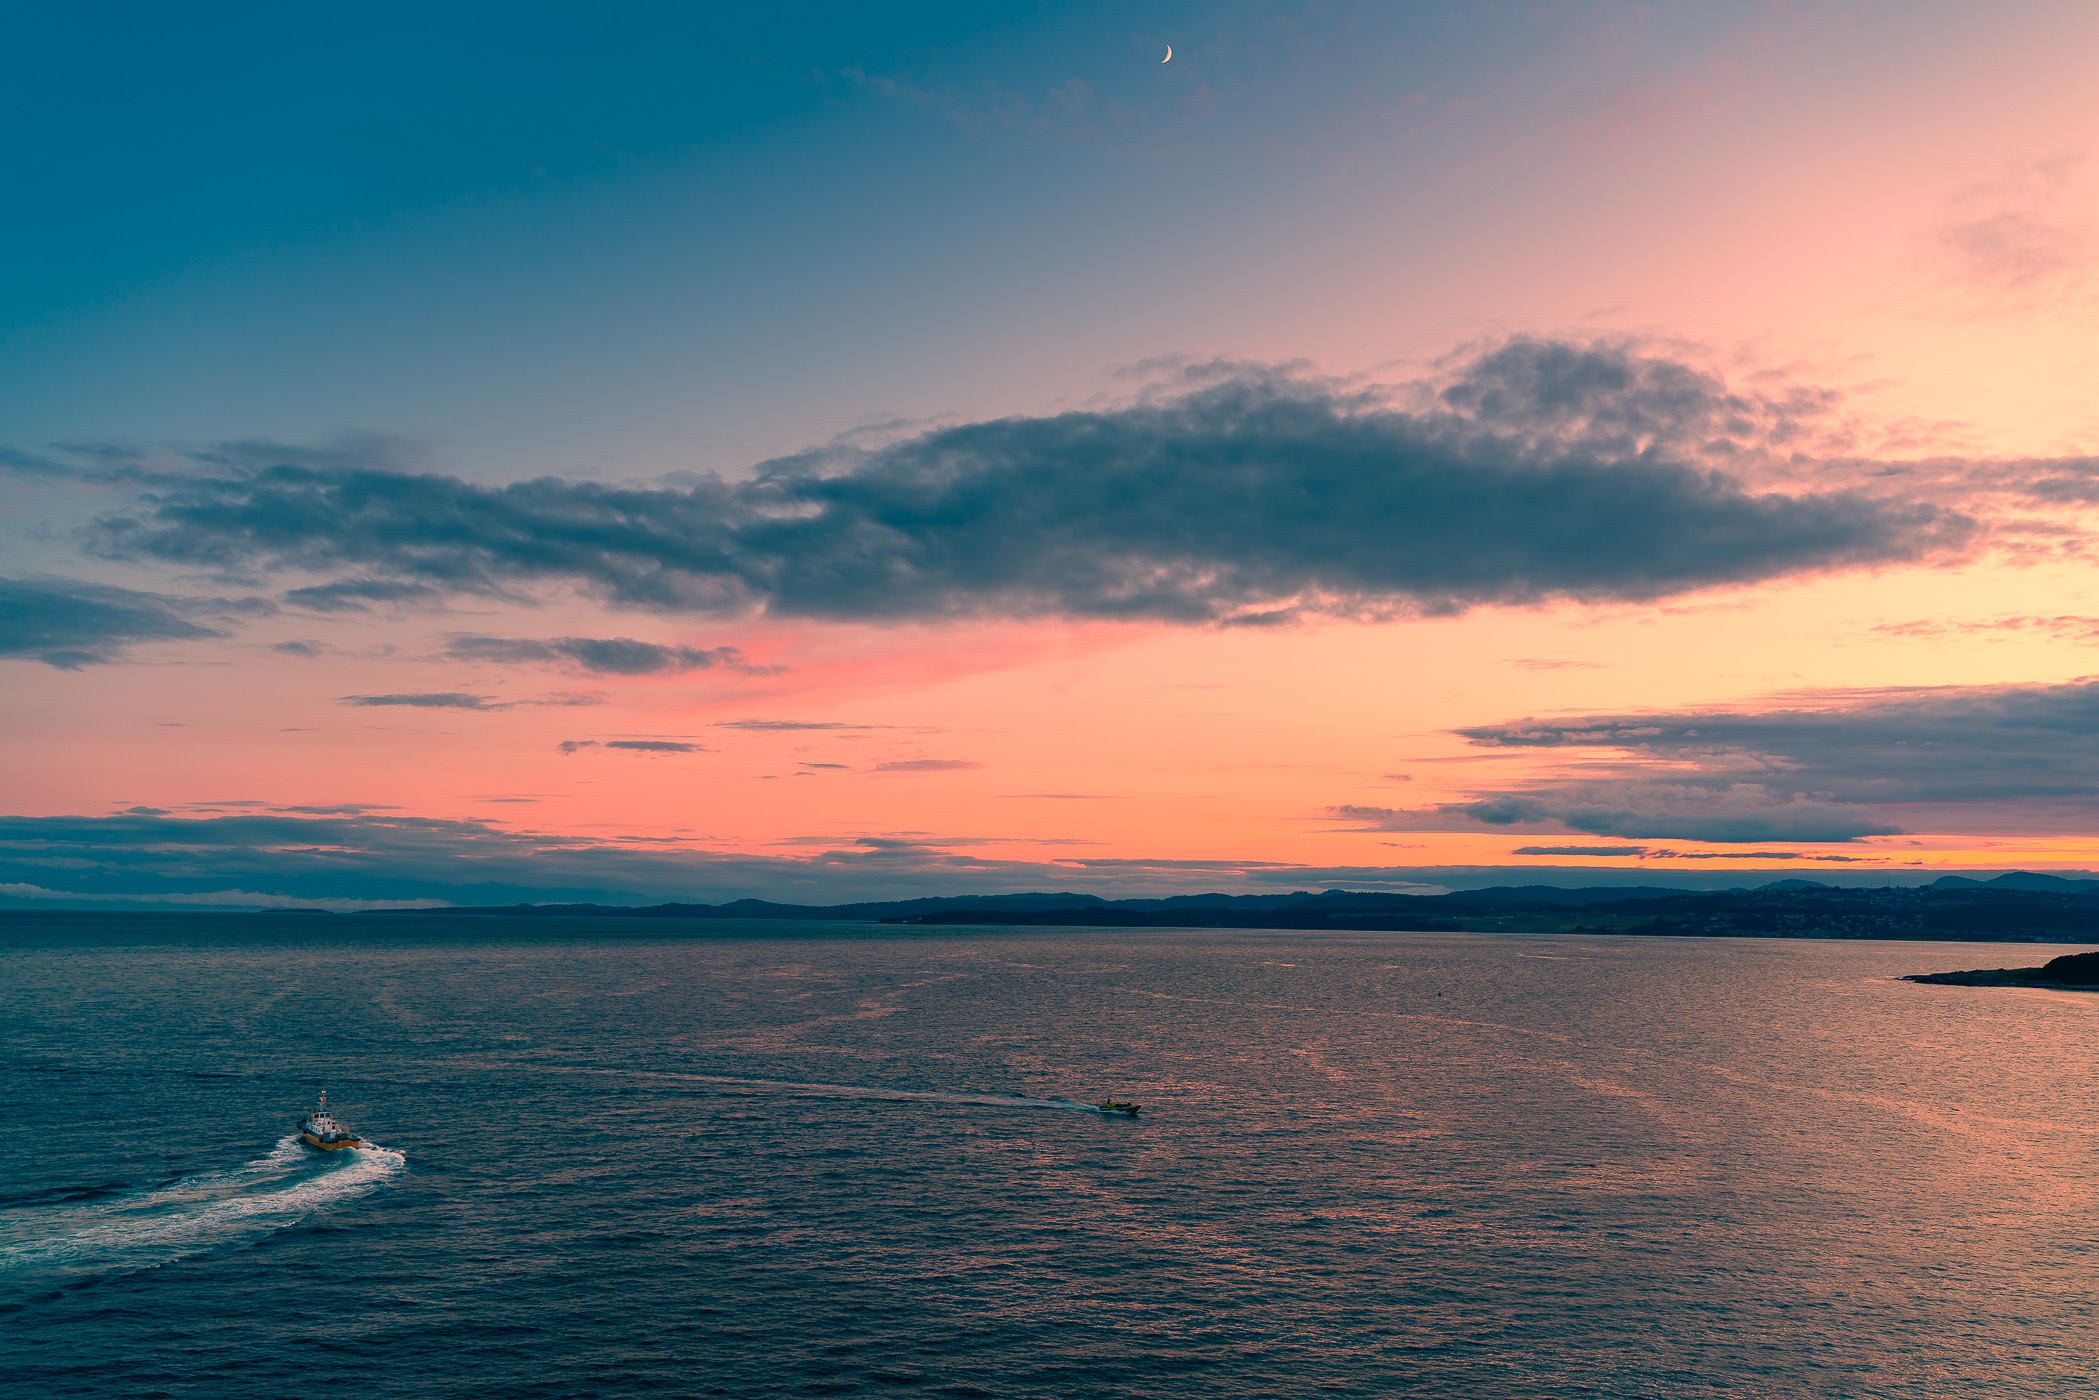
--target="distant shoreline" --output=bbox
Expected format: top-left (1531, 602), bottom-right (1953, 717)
top-left (7, 872), bottom-right (2099, 944)
top-left (356, 875), bottom-right (2099, 943)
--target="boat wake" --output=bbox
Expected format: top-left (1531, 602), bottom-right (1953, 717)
top-left (0, 1135), bottom-right (405, 1294)
top-left (573, 1068), bottom-right (1118, 1115)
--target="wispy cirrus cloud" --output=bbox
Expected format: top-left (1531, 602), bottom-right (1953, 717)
top-left (1931, 154), bottom-right (2094, 313)
top-left (1873, 614), bottom-right (2099, 643)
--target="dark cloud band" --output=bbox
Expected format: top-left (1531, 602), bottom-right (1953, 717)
top-left (0, 808), bottom-right (1939, 909)
top-left (0, 576), bottom-right (231, 669)
top-left (1346, 678), bottom-right (2099, 843)
top-left (1335, 791), bottom-right (1901, 844)
top-left (445, 634), bottom-right (758, 676)
top-left (80, 342), bottom-right (1977, 625)
top-left (342, 692), bottom-right (496, 709)
top-left (342, 691), bottom-right (604, 711)
top-left (1455, 679), bottom-right (2099, 806)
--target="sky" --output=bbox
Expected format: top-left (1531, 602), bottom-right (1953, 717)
top-left (7, 0), bottom-right (2099, 910)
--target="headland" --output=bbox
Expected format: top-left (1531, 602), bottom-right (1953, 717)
top-left (1902, 949), bottom-right (2099, 989)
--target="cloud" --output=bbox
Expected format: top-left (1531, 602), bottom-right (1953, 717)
top-left (1050, 857), bottom-right (1298, 871)
top-left (1237, 864), bottom-right (1924, 891)
top-left (871, 759), bottom-right (982, 772)
top-left (0, 809), bottom-right (1377, 907)
top-left (0, 576), bottom-right (229, 669)
top-left (2018, 463), bottom-right (2099, 507)
top-left (1452, 790), bottom-right (1900, 843)
top-left (1941, 211), bottom-right (2088, 300)
top-left (715, 719), bottom-right (887, 730)
top-left (1511, 845), bottom-right (1648, 856)
top-left (1931, 155), bottom-right (2093, 311)
top-left (341, 690), bottom-right (601, 711)
top-left (341, 692), bottom-right (497, 709)
top-left (78, 342), bottom-right (1976, 626)
top-left (444, 634), bottom-right (765, 676)
top-left (0, 882), bottom-right (449, 911)
top-left (283, 578), bottom-right (447, 613)
top-left (1873, 615), bottom-right (2099, 643)
top-left (1508, 844), bottom-right (1864, 861)
top-left (1645, 851), bottom-right (1871, 862)
top-left (0, 809), bottom-right (1966, 910)
top-left (1453, 680), bottom-right (2099, 807)
top-left (1339, 787), bottom-right (1902, 843)
top-left (1348, 678), bottom-right (2099, 844)
top-left (999, 792), bottom-right (1123, 799)
top-left (1233, 867), bottom-right (1452, 890)
top-left (559, 739), bottom-right (706, 754)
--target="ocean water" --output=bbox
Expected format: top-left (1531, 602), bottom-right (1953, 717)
top-left (1, 914), bottom-right (2093, 1398)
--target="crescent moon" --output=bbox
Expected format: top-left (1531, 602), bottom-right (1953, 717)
top-left (1162, 45), bottom-right (1172, 62)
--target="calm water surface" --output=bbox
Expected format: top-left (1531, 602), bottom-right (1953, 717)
top-left (2, 915), bottom-right (2093, 1397)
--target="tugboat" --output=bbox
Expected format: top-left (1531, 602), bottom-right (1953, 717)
top-left (1097, 1100), bottom-right (1142, 1117)
top-left (296, 1091), bottom-right (364, 1151)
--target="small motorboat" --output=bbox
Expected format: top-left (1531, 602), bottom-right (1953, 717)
top-left (1097, 1100), bottom-right (1142, 1116)
top-left (296, 1090), bottom-right (364, 1151)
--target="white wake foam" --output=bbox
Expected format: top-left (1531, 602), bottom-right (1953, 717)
top-left (0, 1135), bottom-right (405, 1288)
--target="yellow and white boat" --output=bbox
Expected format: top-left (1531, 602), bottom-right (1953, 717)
top-left (296, 1091), bottom-right (364, 1151)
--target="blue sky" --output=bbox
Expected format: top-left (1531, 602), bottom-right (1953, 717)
top-left (4, 1), bottom-right (1940, 477)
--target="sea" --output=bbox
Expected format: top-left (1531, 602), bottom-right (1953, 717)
top-left (1, 913), bottom-right (2092, 1398)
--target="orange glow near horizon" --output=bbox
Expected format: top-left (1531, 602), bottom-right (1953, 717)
top-left (14, 535), bottom-right (2099, 890)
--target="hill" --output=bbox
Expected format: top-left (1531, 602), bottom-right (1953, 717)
top-left (366, 878), bottom-right (2099, 942)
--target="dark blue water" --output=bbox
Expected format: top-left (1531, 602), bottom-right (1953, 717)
top-left (3, 915), bottom-right (2093, 1397)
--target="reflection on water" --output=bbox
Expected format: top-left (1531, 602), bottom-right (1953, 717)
top-left (1, 916), bottom-right (2092, 1397)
